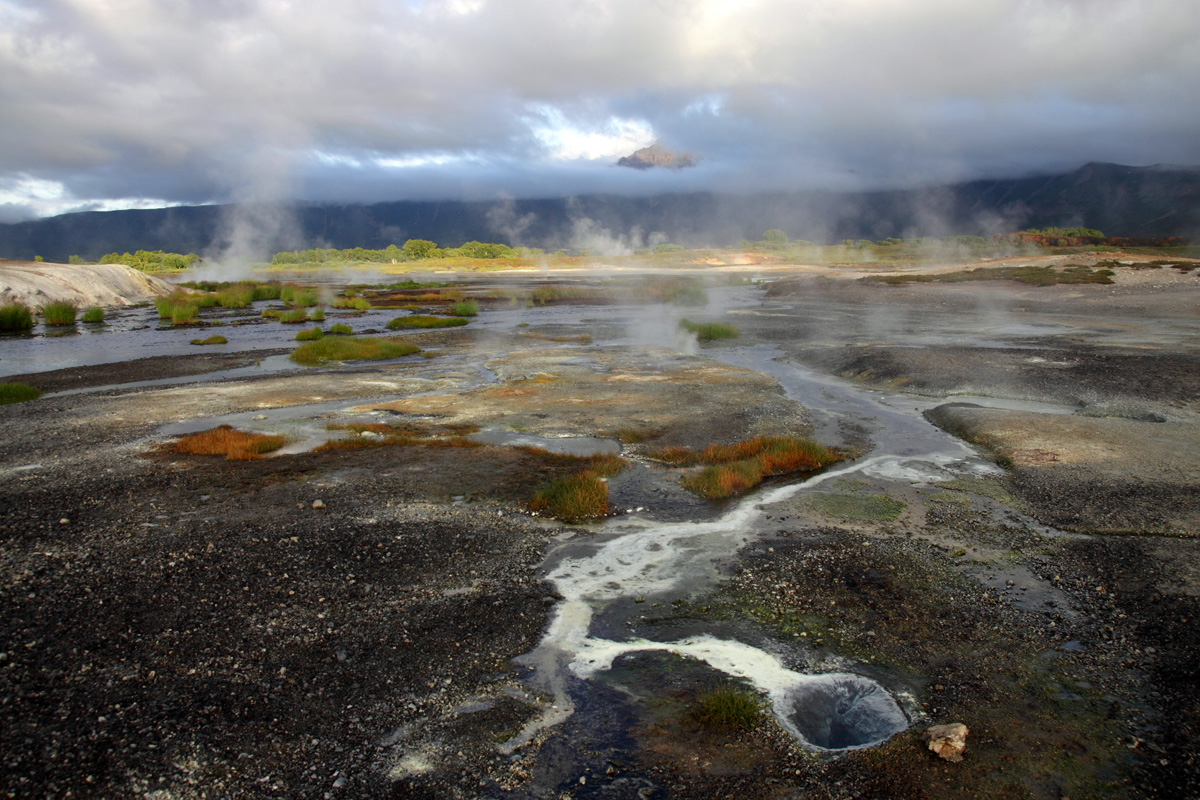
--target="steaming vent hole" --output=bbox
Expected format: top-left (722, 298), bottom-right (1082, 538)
top-left (785, 674), bottom-right (908, 750)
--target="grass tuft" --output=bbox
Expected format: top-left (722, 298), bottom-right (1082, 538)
top-left (690, 686), bottom-right (763, 732)
top-left (278, 308), bottom-right (310, 324)
top-left (327, 323), bottom-right (353, 335)
top-left (0, 382), bottom-right (41, 404)
top-left (189, 335), bottom-right (228, 345)
top-left (295, 327), bottom-right (323, 341)
top-left (290, 335), bottom-right (420, 366)
top-left (678, 318), bottom-right (738, 342)
top-left (386, 315), bottom-right (470, 329)
top-left (450, 299), bottom-right (479, 316)
top-left (308, 307), bottom-right (325, 322)
top-left (332, 296), bottom-right (371, 311)
top-left (530, 472), bottom-right (609, 522)
top-left (663, 436), bottom-right (840, 499)
top-left (171, 425), bottom-right (286, 460)
top-left (81, 307), bottom-right (105, 323)
top-left (0, 303), bottom-right (35, 332)
top-left (42, 301), bottom-right (78, 326)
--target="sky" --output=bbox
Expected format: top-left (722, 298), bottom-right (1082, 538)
top-left (1, 0), bottom-right (1198, 222)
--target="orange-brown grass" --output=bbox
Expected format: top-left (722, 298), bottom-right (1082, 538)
top-left (670, 436), bottom-right (840, 499)
top-left (315, 422), bottom-right (482, 451)
top-left (171, 425), bottom-right (286, 461)
top-left (530, 472), bottom-right (609, 522)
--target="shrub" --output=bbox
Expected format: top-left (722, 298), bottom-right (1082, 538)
top-left (327, 323), bottom-right (353, 335)
top-left (450, 300), bottom-right (478, 316)
top-left (530, 472), bottom-right (609, 522)
top-left (690, 686), bottom-right (763, 731)
top-left (290, 336), bottom-right (421, 366)
top-left (0, 302), bottom-right (35, 331)
top-left (0, 382), bottom-right (41, 404)
top-left (679, 319), bottom-right (738, 342)
top-left (295, 327), bottom-right (323, 341)
top-left (171, 425), bottom-right (286, 460)
top-left (81, 307), bottom-right (105, 323)
top-left (386, 315), bottom-right (469, 329)
top-left (42, 301), bottom-right (77, 326)
top-left (189, 335), bottom-right (228, 345)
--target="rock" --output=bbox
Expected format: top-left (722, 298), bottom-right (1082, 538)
top-left (926, 723), bottom-right (969, 762)
top-left (312, 499), bottom-right (326, 510)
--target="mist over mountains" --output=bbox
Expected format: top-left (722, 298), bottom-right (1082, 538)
top-left (1, 162), bottom-right (1197, 263)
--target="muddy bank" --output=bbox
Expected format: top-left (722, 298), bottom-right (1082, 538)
top-left (0, 260), bottom-right (177, 310)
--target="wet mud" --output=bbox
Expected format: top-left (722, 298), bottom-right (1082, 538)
top-left (1, 264), bottom-right (1198, 799)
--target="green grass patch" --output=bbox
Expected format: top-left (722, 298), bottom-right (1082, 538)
top-left (810, 492), bottom-right (906, 521)
top-left (278, 308), bottom-right (310, 324)
top-left (530, 471), bottom-right (609, 522)
top-left (864, 264), bottom-right (1115, 287)
top-left (155, 292), bottom-right (202, 324)
top-left (327, 323), bottom-right (353, 335)
top-left (386, 314), bottom-right (470, 329)
top-left (289, 336), bottom-right (420, 366)
top-left (41, 301), bottom-right (77, 326)
top-left (449, 299), bottom-right (478, 316)
top-left (308, 307), bottom-right (325, 322)
top-left (0, 303), bottom-right (35, 332)
top-left (689, 686), bottom-right (763, 732)
top-left (81, 307), bottom-right (105, 323)
top-left (678, 318), bottom-right (738, 342)
top-left (294, 327), bottom-right (323, 341)
top-left (0, 382), bottom-right (41, 404)
top-left (280, 284), bottom-right (320, 307)
top-left (189, 335), bottom-right (228, 345)
top-left (332, 296), bottom-right (371, 311)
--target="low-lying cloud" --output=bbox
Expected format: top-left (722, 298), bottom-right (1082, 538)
top-left (1, 0), bottom-right (1198, 219)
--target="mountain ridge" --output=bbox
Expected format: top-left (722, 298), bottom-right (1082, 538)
top-left (1, 163), bottom-right (1196, 262)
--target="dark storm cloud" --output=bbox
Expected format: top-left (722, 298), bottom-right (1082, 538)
top-left (1, 0), bottom-right (1197, 217)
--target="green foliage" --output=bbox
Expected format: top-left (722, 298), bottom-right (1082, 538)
top-left (402, 239), bottom-right (440, 260)
top-left (327, 323), bottom-right (353, 335)
top-left (308, 307), bottom-right (325, 322)
top-left (0, 382), bottom-right (41, 405)
top-left (33, 255), bottom-right (44, 262)
top-left (289, 336), bottom-right (421, 366)
top-left (690, 686), bottom-right (763, 731)
top-left (386, 314), bottom-right (470, 329)
top-left (189, 335), bottom-right (228, 345)
top-left (761, 229), bottom-right (789, 249)
top-left (450, 300), bottom-right (478, 316)
top-left (678, 319), bottom-right (738, 342)
top-left (68, 255), bottom-right (86, 265)
top-left (278, 308), bottom-right (310, 324)
top-left (99, 250), bottom-right (201, 272)
top-left (81, 307), bottom-right (105, 323)
top-left (0, 303), bottom-right (35, 331)
top-left (652, 243), bottom-right (684, 254)
top-left (449, 241), bottom-right (516, 259)
top-left (41, 301), bottom-right (78, 326)
top-left (294, 327), bottom-right (324, 341)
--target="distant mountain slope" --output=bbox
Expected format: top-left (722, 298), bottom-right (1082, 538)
top-left (1, 163), bottom-right (1196, 262)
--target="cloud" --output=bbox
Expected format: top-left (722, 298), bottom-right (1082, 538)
top-left (1, 0), bottom-right (1198, 216)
